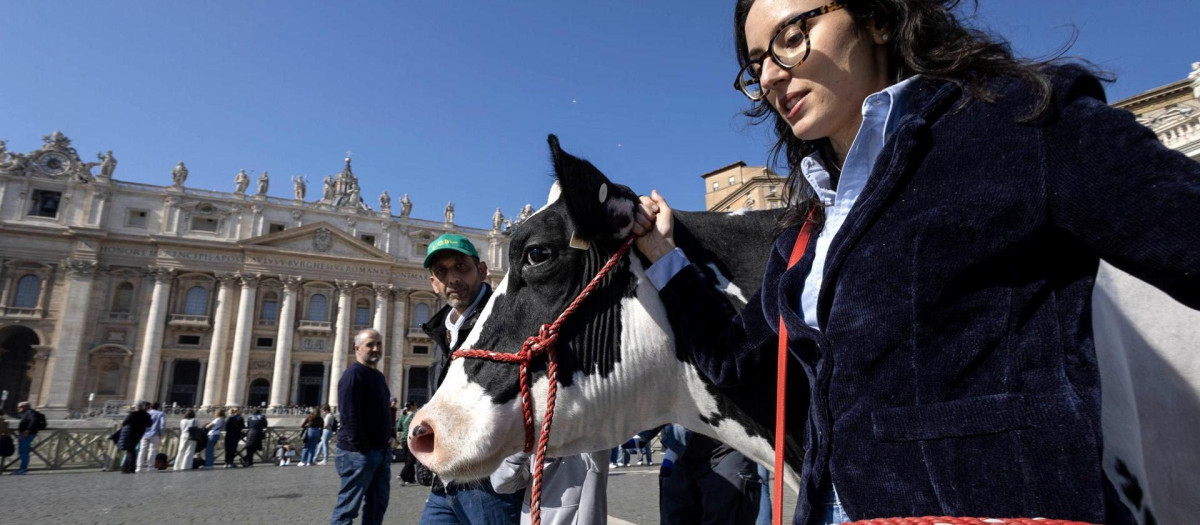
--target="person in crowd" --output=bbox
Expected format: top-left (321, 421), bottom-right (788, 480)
top-left (633, 428), bottom-right (659, 466)
top-left (491, 451), bottom-right (610, 525)
top-left (243, 409), bottom-right (268, 467)
top-left (416, 234), bottom-right (524, 524)
top-left (276, 435), bottom-right (295, 466)
top-left (116, 402), bottom-right (151, 474)
top-left (175, 410), bottom-right (200, 471)
top-left (658, 425), bottom-right (761, 525)
top-left (330, 328), bottom-right (393, 525)
top-left (223, 407), bottom-right (245, 468)
top-left (631, 0), bottom-right (1200, 522)
top-left (316, 404), bottom-right (335, 465)
top-left (395, 401), bottom-right (417, 484)
top-left (204, 408), bottom-right (225, 469)
top-left (300, 408), bottom-right (323, 467)
top-left (137, 402), bottom-right (166, 473)
top-left (13, 402), bottom-right (45, 475)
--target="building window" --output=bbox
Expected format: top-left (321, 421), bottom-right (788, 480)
top-left (728, 176), bottom-right (736, 185)
top-left (360, 234), bottom-right (376, 246)
top-left (183, 286), bottom-right (209, 315)
top-left (98, 362), bottom-right (122, 395)
top-left (268, 223), bottom-right (286, 234)
top-left (27, 190), bottom-right (62, 218)
top-left (191, 216), bottom-right (219, 233)
top-left (412, 303), bottom-right (431, 326)
top-left (177, 335), bottom-right (201, 346)
top-left (307, 294), bottom-right (328, 321)
top-left (412, 345), bottom-right (429, 355)
top-left (768, 185), bottom-right (777, 194)
top-left (13, 275), bottom-right (41, 308)
top-left (256, 337), bottom-right (274, 348)
top-left (712, 181), bottom-right (719, 191)
top-left (355, 299), bottom-right (371, 326)
top-left (111, 282), bottom-right (134, 313)
top-left (126, 210), bottom-right (148, 228)
top-left (261, 292), bottom-right (278, 321)
top-left (407, 367), bottom-right (430, 404)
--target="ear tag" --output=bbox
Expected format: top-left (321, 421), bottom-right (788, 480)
top-left (569, 230), bottom-right (591, 251)
top-left (598, 183), bottom-right (608, 203)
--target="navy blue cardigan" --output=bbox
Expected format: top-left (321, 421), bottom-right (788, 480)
top-left (660, 66), bottom-right (1200, 524)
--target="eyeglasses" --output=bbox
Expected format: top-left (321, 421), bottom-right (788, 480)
top-left (734, 1), bottom-right (846, 101)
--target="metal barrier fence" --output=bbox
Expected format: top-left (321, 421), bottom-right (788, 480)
top-left (0, 426), bottom-right (334, 473)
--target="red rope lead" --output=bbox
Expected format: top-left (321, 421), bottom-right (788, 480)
top-left (452, 239), bottom-right (633, 525)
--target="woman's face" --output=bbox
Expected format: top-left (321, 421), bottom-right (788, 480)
top-left (744, 0), bottom-right (890, 154)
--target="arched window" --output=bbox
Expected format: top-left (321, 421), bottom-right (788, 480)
top-left (98, 361), bottom-right (122, 395)
top-left (183, 286), bottom-right (209, 315)
top-left (307, 293), bottom-right (329, 321)
top-left (355, 298), bottom-right (371, 326)
top-left (413, 303), bottom-right (431, 326)
top-left (261, 291), bottom-right (279, 321)
top-left (13, 275), bottom-right (41, 308)
top-left (111, 282), bottom-right (134, 313)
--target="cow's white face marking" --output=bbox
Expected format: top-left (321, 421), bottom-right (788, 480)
top-left (706, 262), bottom-right (748, 305)
top-left (543, 182), bottom-right (562, 209)
top-left (729, 208), bottom-right (749, 216)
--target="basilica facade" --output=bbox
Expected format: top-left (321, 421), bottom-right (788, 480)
top-left (0, 132), bottom-right (509, 415)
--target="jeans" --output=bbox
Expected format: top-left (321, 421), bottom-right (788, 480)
top-left (137, 434), bottom-right (161, 472)
top-left (316, 429), bottom-right (332, 462)
top-left (419, 479), bottom-right (524, 525)
top-left (205, 434), bottom-right (219, 468)
top-left (819, 486), bottom-right (850, 525)
top-left (331, 448), bottom-right (391, 525)
top-left (303, 428), bottom-right (321, 464)
top-left (17, 433), bottom-right (35, 473)
top-left (756, 464), bottom-right (772, 525)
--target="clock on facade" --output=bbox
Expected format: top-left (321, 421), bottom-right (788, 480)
top-left (36, 152), bottom-right (72, 176)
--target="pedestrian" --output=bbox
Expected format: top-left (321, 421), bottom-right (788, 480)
top-left (396, 401), bottom-right (417, 484)
top-left (658, 426), bottom-right (761, 525)
top-left (117, 402), bottom-right (150, 474)
top-left (632, 0), bottom-right (1200, 521)
top-left (316, 405), bottom-right (335, 465)
top-left (137, 402), bottom-right (166, 473)
top-left (300, 408), bottom-right (323, 466)
top-left (275, 435), bottom-right (295, 466)
top-left (330, 328), bottom-right (393, 525)
top-left (223, 407), bottom-right (245, 468)
top-left (491, 451), bottom-right (610, 525)
top-left (416, 233), bottom-right (524, 524)
top-left (244, 409), bottom-right (268, 467)
top-left (204, 408), bottom-right (225, 469)
top-left (175, 410), bottom-right (200, 471)
top-left (13, 401), bottom-right (47, 475)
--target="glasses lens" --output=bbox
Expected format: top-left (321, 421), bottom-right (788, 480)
top-left (737, 65), bottom-right (764, 100)
top-left (772, 21), bottom-right (808, 68)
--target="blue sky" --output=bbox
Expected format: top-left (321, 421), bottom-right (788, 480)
top-left (2, 1), bottom-right (1197, 229)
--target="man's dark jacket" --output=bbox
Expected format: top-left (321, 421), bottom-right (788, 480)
top-left (659, 66), bottom-right (1200, 524)
top-left (224, 414), bottom-right (245, 442)
top-left (117, 410), bottom-right (151, 452)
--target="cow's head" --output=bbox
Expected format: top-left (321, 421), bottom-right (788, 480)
top-left (408, 135), bottom-right (686, 481)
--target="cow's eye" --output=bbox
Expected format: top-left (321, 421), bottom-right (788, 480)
top-left (524, 246), bottom-right (554, 267)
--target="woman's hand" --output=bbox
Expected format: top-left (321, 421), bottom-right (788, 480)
top-left (632, 189), bottom-right (675, 263)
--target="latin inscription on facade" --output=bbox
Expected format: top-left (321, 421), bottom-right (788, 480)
top-left (301, 338), bottom-right (327, 351)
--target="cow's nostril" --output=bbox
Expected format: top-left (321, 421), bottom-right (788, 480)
top-left (408, 421), bottom-right (435, 455)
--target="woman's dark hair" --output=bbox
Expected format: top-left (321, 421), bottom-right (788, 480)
top-left (185, 410), bottom-right (196, 419)
top-left (733, 0), bottom-right (1097, 231)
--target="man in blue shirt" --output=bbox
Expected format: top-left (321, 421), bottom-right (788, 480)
top-left (331, 328), bottom-right (393, 525)
top-left (137, 402), bottom-right (166, 473)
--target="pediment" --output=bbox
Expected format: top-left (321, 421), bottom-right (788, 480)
top-left (240, 222), bottom-right (392, 261)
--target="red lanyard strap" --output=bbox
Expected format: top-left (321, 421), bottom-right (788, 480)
top-left (775, 212), bottom-right (816, 525)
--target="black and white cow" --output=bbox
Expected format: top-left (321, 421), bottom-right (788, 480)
top-left (408, 135), bottom-right (807, 489)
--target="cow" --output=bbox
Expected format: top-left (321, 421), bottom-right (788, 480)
top-left (408, 135), bottom-right (808, 490)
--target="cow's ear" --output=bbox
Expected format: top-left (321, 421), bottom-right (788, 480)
top-left (548, 134), bottom-right (638, 241)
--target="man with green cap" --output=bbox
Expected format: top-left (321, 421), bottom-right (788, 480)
top-left (416, 233), bottom-right (524, 524)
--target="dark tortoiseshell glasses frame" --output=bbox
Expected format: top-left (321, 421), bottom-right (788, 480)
top-left (734, 1), bottom-right (846, 101)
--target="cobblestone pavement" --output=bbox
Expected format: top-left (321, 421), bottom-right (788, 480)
top-left (1, 463), bottom-right (795, 524)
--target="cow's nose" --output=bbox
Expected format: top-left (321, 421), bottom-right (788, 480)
top-left (408, 420), bottom-right (435, 455)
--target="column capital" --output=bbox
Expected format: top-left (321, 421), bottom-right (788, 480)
top-left (62, 258), bottom-right (98, 277)
top-left (335, 279), bottom-right (357, 294)
top-left (281, 275), bottom-right (303, 291)
top-left (373, 283), bottom-right (394, 300)
top-left (237, 273), bottom-right (260, 288)
top-left (215, 272), bottom-right (240, 287)
top-left (147, 266), bottom-right (175, 283)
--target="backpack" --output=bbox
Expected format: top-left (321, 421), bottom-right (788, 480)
top-left (33, 410), bottom-right (48, 432)
top-left (187, 426), bottom-right (206, 442)
top-left (328, 417), bottom-right (339, 433)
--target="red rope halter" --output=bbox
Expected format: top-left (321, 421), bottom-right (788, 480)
top-left (451, 238), bottom-right (633, 525)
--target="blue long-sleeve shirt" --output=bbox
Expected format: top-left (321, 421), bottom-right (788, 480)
top-left (336, 362), bottom-right (392, 453)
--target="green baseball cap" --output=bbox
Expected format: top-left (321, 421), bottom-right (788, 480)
top-left (423, 233), bottom-right (479, 268)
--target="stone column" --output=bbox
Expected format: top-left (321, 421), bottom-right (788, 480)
top-left (158, 357), bottom-right (176, 403)
top-left (327, 280), bottom-right (355, 407)
top-left (196, 357), bottom-right (209, 404)
top-left (202, 274), bottom-right (238, 407)
top-left (133, 267), bottom-right (174, 403)
top-left (290, 361), bottom-right (301, 405)
top-left (269, 276), bottom-right (301, 408)
top-left (320, 361), bottom-right (331, 406)
top-left (41, 259), bottom-right (98, 410)
top-left (389, 292), bottom-right (407, 399)
top-left (372, 284), bottom-right (392, 369)
top-left (224, 274), bottom-right (259, 406)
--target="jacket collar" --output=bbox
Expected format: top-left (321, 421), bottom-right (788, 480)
top-left (423, 282), bottom-right (493, 350)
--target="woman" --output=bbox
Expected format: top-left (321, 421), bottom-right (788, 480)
top-left (204, 409), bottom-right (225, 469)
top-left (633, 1), bottom-right (1200, 523)
top-left (117, 404), bottom-right (151, 474)
top-left (316, 404), bottom-right (334, 465)
top-left (174, 410), bottom-right (199, 471)
top-left (299, 408), bottom-right (323, 467)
